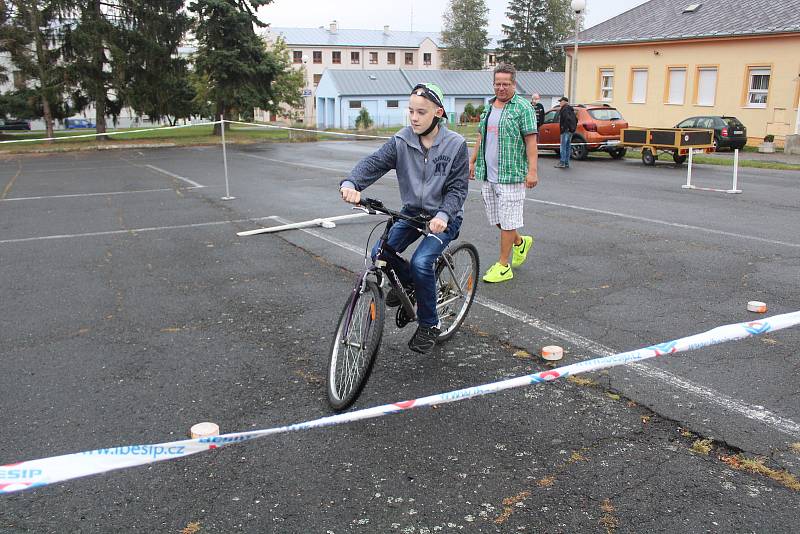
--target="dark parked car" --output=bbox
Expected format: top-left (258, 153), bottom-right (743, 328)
top-left (675, 116), bottom-right (747, 151)
top-left (0, 118), bottom-right (32, 130)
top-left (65, 118), bottom-right (96, 129)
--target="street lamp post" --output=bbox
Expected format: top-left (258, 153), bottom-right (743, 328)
top-left (570, 0), bottom-right (587, 102)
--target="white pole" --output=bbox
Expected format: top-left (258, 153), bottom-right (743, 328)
top-left (682, 148), bottom-right (694, 189)
top-left (237, 212), bottom-right (369, 236)
top-left (220, 115), bottom-right (235, 201)
top-left (729, 148), bottom-right (742, 193)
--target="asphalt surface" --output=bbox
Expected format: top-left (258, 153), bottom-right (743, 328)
top-left (1, 141), bottom-right (798, 533)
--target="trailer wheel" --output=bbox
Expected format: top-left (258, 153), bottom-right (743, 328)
top-left (609, 147), bottom-right (627, 160)
top-left (672, 150), bottom-right (687, 165)
top-left (642, 148), bottom-right (656, 166)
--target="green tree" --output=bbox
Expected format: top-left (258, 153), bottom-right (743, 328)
top-left (354, 107), bottom-right (373, 130)
top-left (190, 0), bottom-right (287, 135)
top-left (0, 0), bottom-right (70, 137)
top-left (60, 0), bottom-right (190, 138)
top-left (120, 1), bottom-right (193, 125)
top-left (441, 0), bottom-right (490, 70)
top-left (499, 0), bottom-right (573, 71)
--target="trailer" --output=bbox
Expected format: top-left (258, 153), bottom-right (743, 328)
top-left (620, 127), bottom-right (715, 165)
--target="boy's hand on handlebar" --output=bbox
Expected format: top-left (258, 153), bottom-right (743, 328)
top-left (429, 217), bottom-right (447, 234)
top-left (340, 187), bottom-right (361, 205)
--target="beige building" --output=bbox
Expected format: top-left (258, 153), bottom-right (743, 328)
top-left (262, 21), bottom-right (501, 123)
top-left (564, 0), bottom-right (800, 146)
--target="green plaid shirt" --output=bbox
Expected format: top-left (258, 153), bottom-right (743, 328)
top-left (475, 93), bottom-right (538, 184)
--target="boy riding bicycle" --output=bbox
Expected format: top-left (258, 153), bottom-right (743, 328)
top-left (340, 83), bottom-right (469, 354)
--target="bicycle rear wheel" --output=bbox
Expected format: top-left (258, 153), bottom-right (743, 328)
top-left (435, 242), bottom-right (479, 342)
top-left (326, 280), bottom-right (384, 411)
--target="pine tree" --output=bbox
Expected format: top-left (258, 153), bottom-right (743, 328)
top-left (441, 0), bottom-right (490, 70)
top-left (120, 1), bottom-right (193, 125)
top-left (499, 0), bottom-right (573, 72)
top-left (0, 0), bottom-right (70, 138)
top-left (190, 0), bottom-right (286, 135)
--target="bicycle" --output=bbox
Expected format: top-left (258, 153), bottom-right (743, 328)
top-left (326, 197), bottom-right (480, 412)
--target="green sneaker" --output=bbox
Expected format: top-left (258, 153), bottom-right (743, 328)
top-left (512, 235), bottom-right (534, 268)
top-left (482, 262), bottom-right (513, 283)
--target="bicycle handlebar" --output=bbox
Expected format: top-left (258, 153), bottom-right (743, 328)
top-left (357, 197), bottom-right (431, 227)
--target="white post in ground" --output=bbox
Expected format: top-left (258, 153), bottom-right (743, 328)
top-left (728, 148), bottom-right (742, 194)
top-left (682, 148), bottom-right (694, 189)
top-left (220, 115), bottom-right (235, 201)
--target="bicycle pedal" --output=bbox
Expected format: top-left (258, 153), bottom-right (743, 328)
top-left (395, 306), bottom-right (413, 329)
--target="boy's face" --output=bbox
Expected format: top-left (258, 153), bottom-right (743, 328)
top-left (408, 94), bottom-right (443, 135)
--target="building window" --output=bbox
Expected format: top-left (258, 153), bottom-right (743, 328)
top-left (370, 52), bottom-right (378, 64)
top-left (423, 53), bottom-right (431, 66)
top-left (599, 68), bottom-right (614, 101)
top-left (405, 52), bottom-right (414, 65)
top-left (667, 67), bottom-right (687, 104)
top-left (387, 52), bottom-right (395, 65)
top-left (746, 67), bottom-right (770, 108)
top-left (313, 51), bottom-right (322, 64)
top-left (349, 101), bottom-right (362, 109)
top-left (313, 74), bottom-right (322, 86)
top-left (630, 69), bottom-right (648, 103)
top-left (696, 67), bottom-right (717, 106)
top-left (332, 51), bottom-right (341, 64)
top-left (387, 100), bottom-right (399, 108)
top-left (293, 50), bottom-right (303, 64)
top-left (351, 51), bottom-right (360, 64)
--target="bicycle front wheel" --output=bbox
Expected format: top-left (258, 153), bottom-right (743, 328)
top-left (326, 280), bottom-right (384, 411)
top-left (435, 242), bottom-right (479, 342)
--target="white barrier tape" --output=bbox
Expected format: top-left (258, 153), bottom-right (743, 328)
top-left (1, 118), bottom-right (615, 148)
top-left (2, 310), bottom-right (798, 495)
top-left (222, 119), bottom-right (615, 148)
top-left (0, 121), bottom-right (221, 145)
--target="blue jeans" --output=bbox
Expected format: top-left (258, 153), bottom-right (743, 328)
top-left (372, 210), bottom-right (462, 328)
top-left (560, 132), bottom-right (572, 166)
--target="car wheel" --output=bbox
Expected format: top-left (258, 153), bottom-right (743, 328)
top-left (642, 148), bottom-right (656, 166)
top-left (570, 135), bottom-right (589, 160)
top-left (712, 137), bottom-right (719, 151)
top-left (672, 150), bottom-right (687, 165)
top-left (609, 147), bottom-right (626, 160)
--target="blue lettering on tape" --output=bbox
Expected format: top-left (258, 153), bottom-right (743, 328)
top-left (0, 469), bottom-right (43, 480)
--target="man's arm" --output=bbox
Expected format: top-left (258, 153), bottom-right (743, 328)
top-left (469, 132), bottom-right (481, 180)
top-left (524, 134), bottom-right (538, 189)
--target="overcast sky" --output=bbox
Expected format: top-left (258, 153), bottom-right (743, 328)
top-left (257, 0), bottom-right (650, 33)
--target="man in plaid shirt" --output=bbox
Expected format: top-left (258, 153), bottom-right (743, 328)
top-left (469, 63), bottom-right (539, 283)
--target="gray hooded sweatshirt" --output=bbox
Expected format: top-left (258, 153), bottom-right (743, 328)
top-left (341, 126), bottom-right (469, 223)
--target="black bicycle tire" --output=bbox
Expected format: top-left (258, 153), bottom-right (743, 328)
top-left (326, 280), bottom-right (385, 411)
top-left (435, 242), bottom-right (480, 343)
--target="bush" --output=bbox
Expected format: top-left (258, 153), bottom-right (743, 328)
top-left (462, 103), bottom-right (476, 122)
top-left (763, 134), bottom-right (775, 143)
top-left (354, 108), bottom-right (373, 130)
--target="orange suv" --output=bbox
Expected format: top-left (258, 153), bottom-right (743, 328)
top-left (537, 104), bottom-right (628, 160)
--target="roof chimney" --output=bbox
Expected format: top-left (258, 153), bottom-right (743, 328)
top-left (329, 20), bottom-right (338, 33)
top-left (384, 25), bottom-right (391, 35)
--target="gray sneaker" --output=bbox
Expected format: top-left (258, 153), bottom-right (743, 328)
top-left (408, 324), bottom-right (441, 354)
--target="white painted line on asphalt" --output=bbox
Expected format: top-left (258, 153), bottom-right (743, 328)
top-left (242, 153), bottom-right (349, 173)
top-left (0, 187), bottom-right (202, 202)
top-left (0, 216), bottom-right (278, 245)
top-left (145, 164), bottom-right (205, 189)
top-left (525, 197), bottom-right (800, 248)
top-left (286, 221), bottom-right (800, 439)
top-left (476, 297), bottom-right (800, 439)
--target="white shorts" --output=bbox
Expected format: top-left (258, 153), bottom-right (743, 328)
top-left (481, 182), bottom-right (526, 230)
